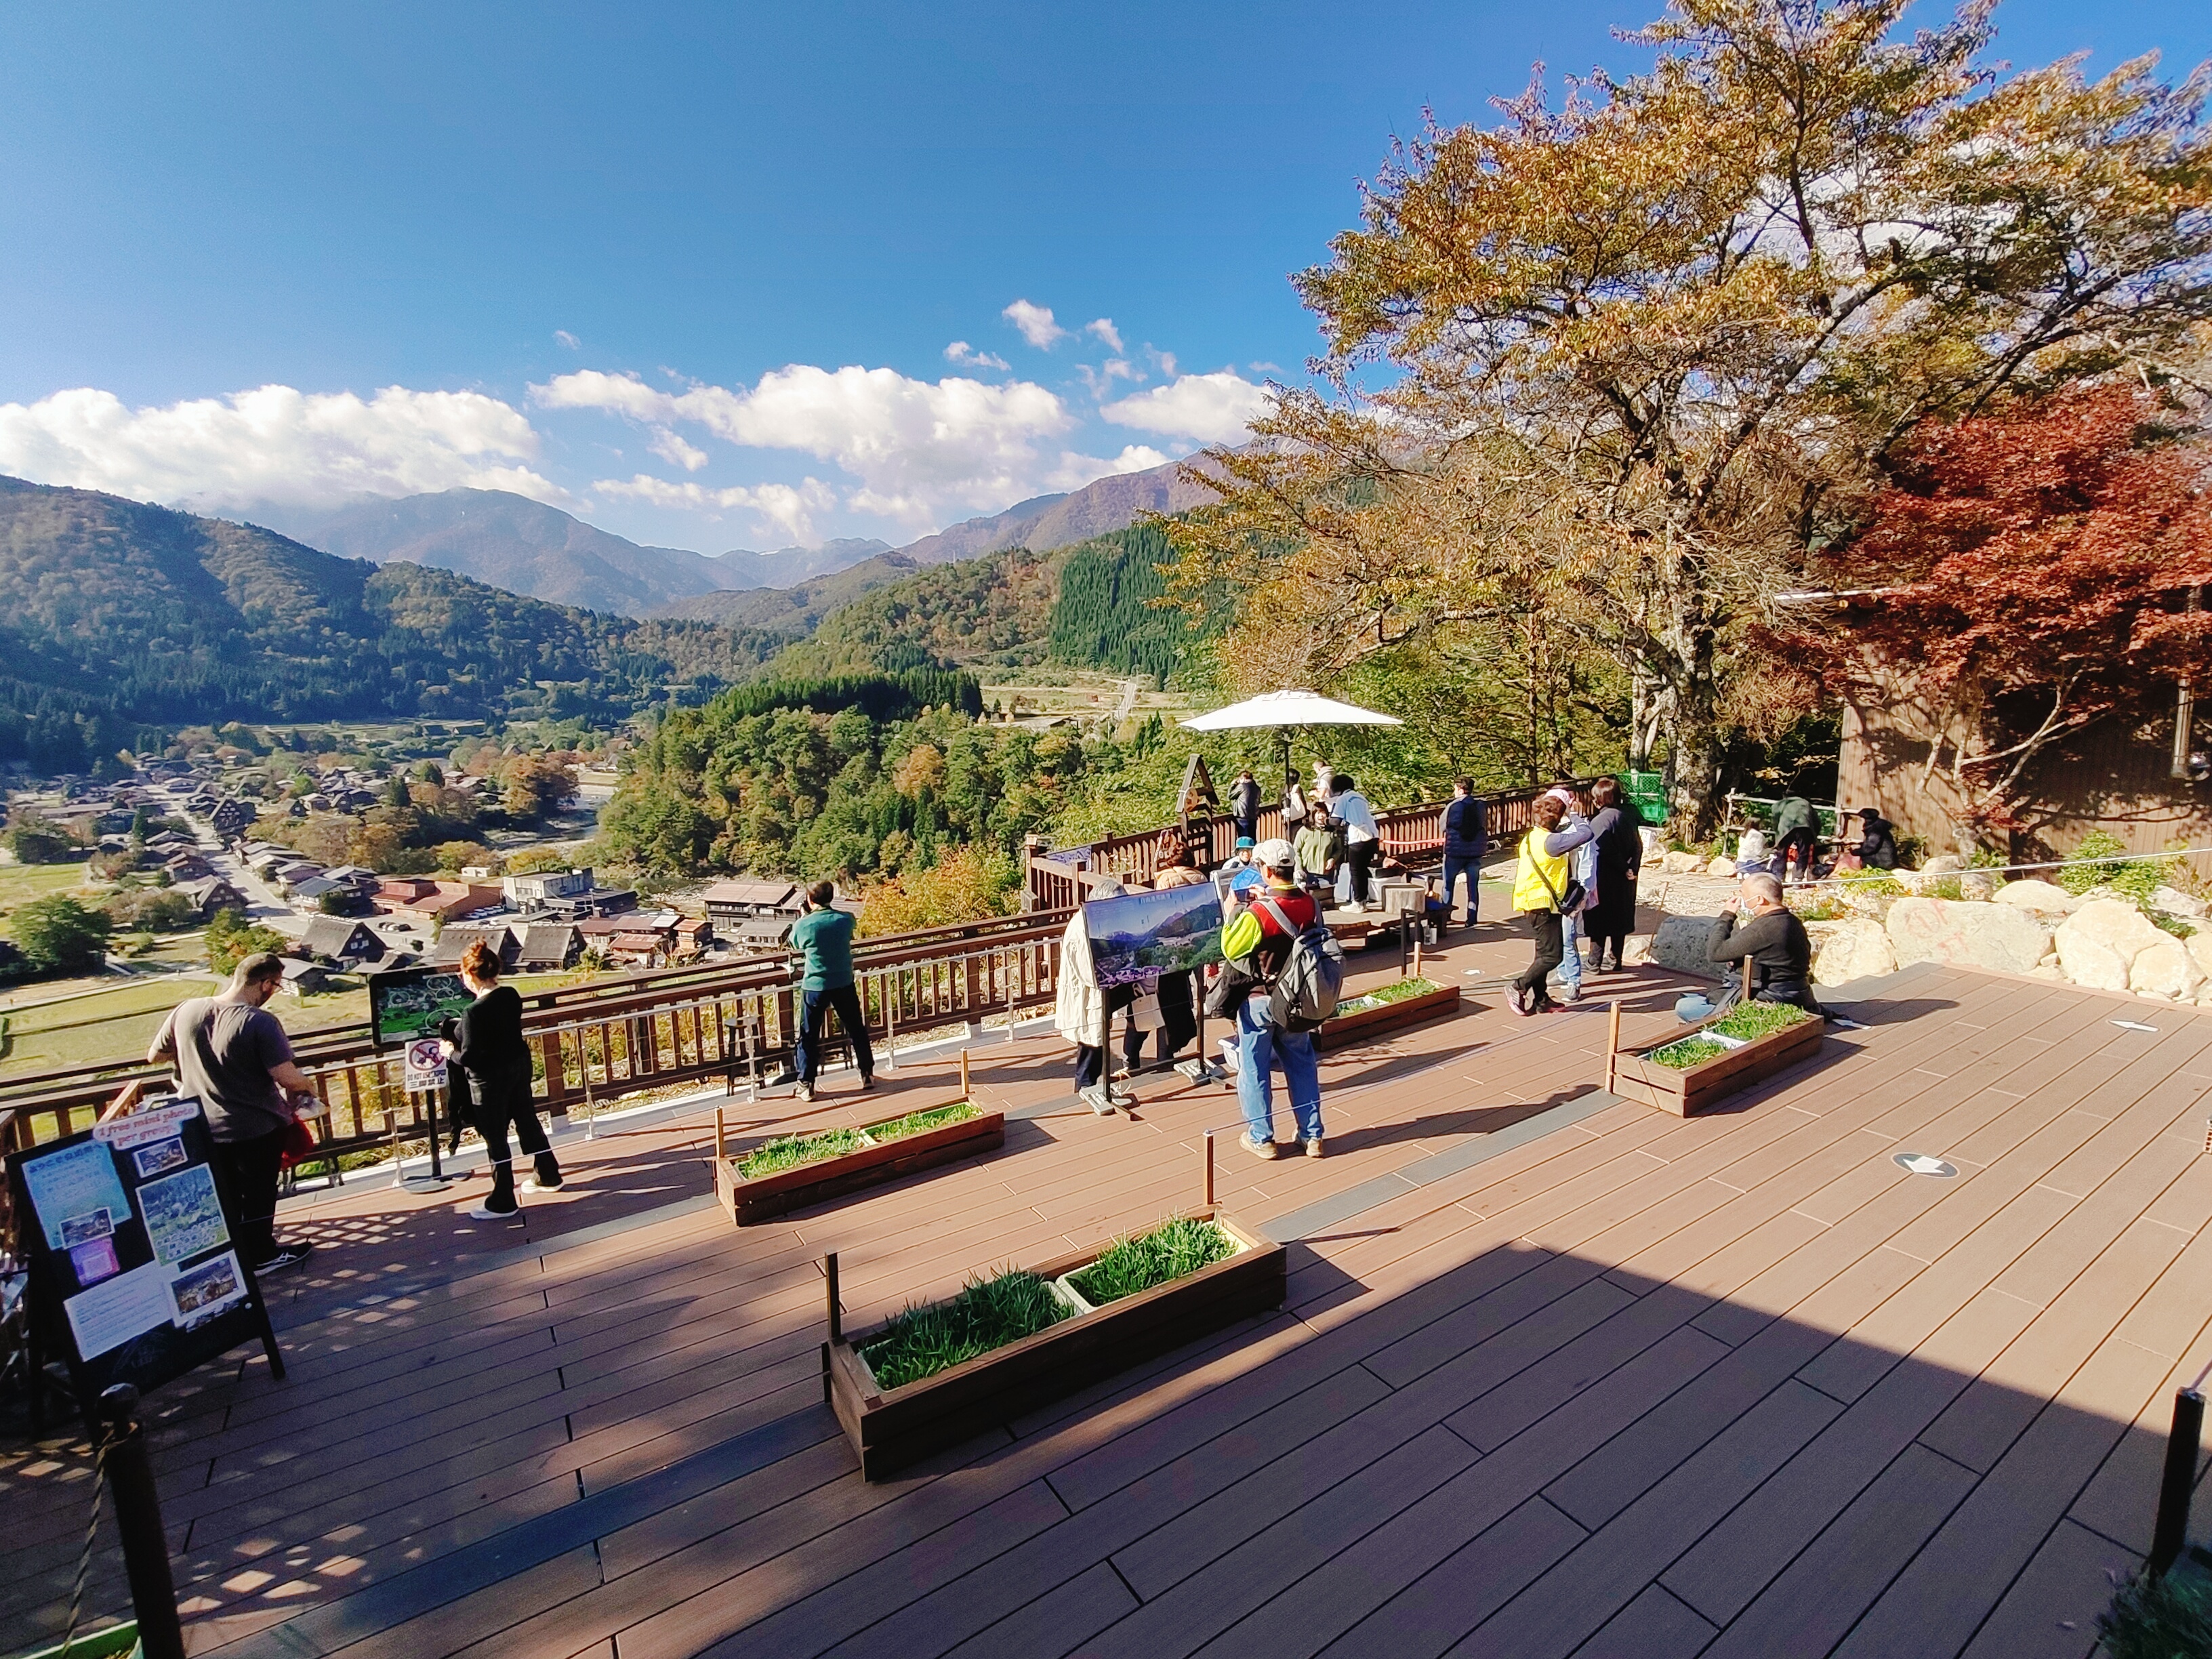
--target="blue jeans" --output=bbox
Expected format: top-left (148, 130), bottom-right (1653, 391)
top-left (1441, 855), bottom-right (1481, 924)
top-left (1557, 912), bottom-right (1584, 991)
top-left (795, 984), bottom-right (874, 1083)
top-left (1235, 997), bottom-right (1323, 1145)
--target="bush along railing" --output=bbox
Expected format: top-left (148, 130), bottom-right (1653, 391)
top-left (0, 910), bottom-right (1071, 1210)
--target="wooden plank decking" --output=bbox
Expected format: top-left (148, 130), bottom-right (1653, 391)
top-left (7, 920), bottom-right (2212, 1659)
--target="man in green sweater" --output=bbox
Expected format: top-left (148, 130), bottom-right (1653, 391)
top-left (788, 880), bottom-right (873, 1102)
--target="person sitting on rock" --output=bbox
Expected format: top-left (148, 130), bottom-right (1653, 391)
top-left (1706, 873), bottom-right (1825, 1016)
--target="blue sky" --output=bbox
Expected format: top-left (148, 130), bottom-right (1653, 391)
top-left (1, 0), bottom-right (2205, 554)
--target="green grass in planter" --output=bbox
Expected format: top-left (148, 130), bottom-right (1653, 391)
top-left (859, 1268), bottom-right (1070, 1390)
top-left (1707, 1000), bottom-right (1814, 1041)
top-left (734, 1124), bottom-right (869, 1180)
top-left (1649, 1036), bottom-right (1731, 1069)
top-left (864, 1101), bottom-right (980, 1143)
top-left (1068, 1216), bottom-right (1237, 1306)
top-left (2096, 1565), bottom-right (2212, 1659)
top-left (1332, 977), bottom-right (1444, 1016)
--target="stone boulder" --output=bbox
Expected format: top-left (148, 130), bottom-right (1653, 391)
top-left (1659, 850), bottom-right (1706, 875)
top-left (1920, 853), bottom-right (1969, 876)
top-left (1992, 879), bottom-right (2078, 916)
top-left (2053, 899), bottom-right (2175, 994)
top-left (2152, 884), bottom-right (2207, 920)
top-left (1648, 915), bottom-right (1723, 978)
top-left (1809, 918), bottom-right (1898, 987)
top-left (1707, 856), bottom-right (1737, 878)
top-left (2131, 936), bottom-right (2203, 1000)
top-left (1885, 897), bottom-right (2051, 977)
top-left (1959, 871), bottom-right (1999, 901)
top-left (2187, 930), bottom-right (2212, 985)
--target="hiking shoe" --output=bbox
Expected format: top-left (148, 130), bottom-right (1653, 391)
top-left (1561, 981), bottom-right (1583, 1003)
top-left (858, 1073), bottom-right (877, 1091)
top-left (463, 1202), bottom-right (519, 1221)
top-left (1242, 1132), bottom-right (1279, 1160)
top-left (793, 1082), bottom-right (813, 1103)
top-left (251, 1245), bottom-right (314, 1274)
top-left (1303, 1136), bottom-right (1325, 1159)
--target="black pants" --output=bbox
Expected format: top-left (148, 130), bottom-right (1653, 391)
top-left (1156, 971), bottom-right (1197, 1060)
top-left (1073, 985), bottom-right (1139, 1089)
top-left (1780, 828), bottom-right (1817, 878)
top-left (1345, 840), bottom-right (1378, 903)
top-left (213, 1128), bottom-right (286, 1265)
top-left (1515, 911), bottom-right (1565, 1005)
top-left (796, 984), bottom-right (875, 1083)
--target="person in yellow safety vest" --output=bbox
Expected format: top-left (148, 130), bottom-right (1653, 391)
top-left (1509, 796), bottom-right (1596, 1016)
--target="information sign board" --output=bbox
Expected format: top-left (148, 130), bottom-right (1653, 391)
top-left (7, 1099), bottom-right (284, 1420)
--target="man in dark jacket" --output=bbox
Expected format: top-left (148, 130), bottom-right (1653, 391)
top-left (1229, 768), bottom-right (1263, 844)
top-left (1441, 777), bottom-right (1486, 928)
top-left (1706, 874), bottom-right (1823, 1014)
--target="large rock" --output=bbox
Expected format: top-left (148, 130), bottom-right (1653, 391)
top-left (2152, 884), bottom-right (2207, 920)
top-left (1886, 897), bottom-right (2051, 976)
top-left (2187, 930), bottom-right (2212, 985)
top-left (1993, 879), bottom-right (2078, 916)
top-left (1660, 850), bottom-right (1706, 875)
top-left (1809, 918), bottom-right (1898, 986)
top-left (1648, 915), bottom-right (1723, 978)
top-left (2053, 899), bottom-right (2172, 993)
top-left (1920, 853), bottom-right (1969, 876)
top-left (1707, 856), bottom-right (1737, 878)
top-left (2131, 937), bottom-right (2204, 1000)
top-left (1959, 871), bottom-right (1999, 901)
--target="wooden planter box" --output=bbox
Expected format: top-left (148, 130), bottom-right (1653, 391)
top-left (1609, 1009), bottom-right (1824, 1117)
top-left (714, 1105), bottom-right (1005, 1225)
top-left (1316, 983), bottom-right (1462, 1053)
top-left (825, 1208), bottom-right (1286, 1480)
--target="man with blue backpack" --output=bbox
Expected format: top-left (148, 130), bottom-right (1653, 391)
top-left (1208, 838), bottom-right (1343, 1160)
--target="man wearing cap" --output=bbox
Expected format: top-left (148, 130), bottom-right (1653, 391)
top-left (148, 952), bottom-right (319, 1273)
top-left (1210, 839), bottom-right (1326, 1159)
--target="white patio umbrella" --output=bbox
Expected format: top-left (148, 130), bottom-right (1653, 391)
top-left (1181, 689), bottom-right (1401, 807)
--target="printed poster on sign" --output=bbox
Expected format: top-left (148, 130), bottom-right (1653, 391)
top-left (169, 1251), bottom-right (247, 1328)
top-left (138, 1163), bottom-right (231, 1265)
top-left (20, 1139), bottom-right (132, 1255)
top-left (405, 1036), bottom-right (447, 1090)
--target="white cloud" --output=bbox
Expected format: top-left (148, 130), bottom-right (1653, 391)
top-left (1085, 318), bottom-right (1124, 352)
top-left (594, 474), bottom-right (837, 543)
top-left (1102, 371), bottom-right (1272, 445)
top-left (554, 329), bottom-right (581, 350)
top-left (1076, 358), bottom-right (1143, 398)
top-left (944, 340), bottom-right (1010, 371)
top-left (1002, 299), bottom-right (1067, 350)
top-left (1042, 444), bottom-right (1171, 491)
top-left (0, 383), bottom-right (563, 509)
top-left (537, 363), bottom-right (1087, 527)
top-left (648, 428), bottom-right (708, 471)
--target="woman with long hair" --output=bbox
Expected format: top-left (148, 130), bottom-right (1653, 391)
top-left (1584, 777), bottom-right (1643, 974)
top-left (442, 937), bottom-right (562, 1218)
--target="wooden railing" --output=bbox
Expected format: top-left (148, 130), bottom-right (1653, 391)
top-left (1025, 782), bottom-right (1582, 910)
top-left (0, 909), bottom-right (1072, 1204)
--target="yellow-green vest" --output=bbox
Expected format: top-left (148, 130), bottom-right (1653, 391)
top-left (1513, 828), bottom-right (1572, 913)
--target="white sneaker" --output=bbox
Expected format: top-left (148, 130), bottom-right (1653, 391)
top-left (1242, 1132), bottom-right (1279, 1160)
top-left (1304, 1136), bottom-right (1325, 1159)
top-left (464, 1202), bottom-right (520, 1220)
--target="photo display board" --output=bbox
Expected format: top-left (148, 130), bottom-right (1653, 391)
top-left (6, 1099), bottom-right (282, 1413)
top-left (369, 965), bottom-right (473, 1049)
top-left (1084, 886), bottom-right (1225, 989)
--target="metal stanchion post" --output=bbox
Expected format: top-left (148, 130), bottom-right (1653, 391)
top-left (398, 1085), bottom-right (451, 1195)
top-left (2150, 1384), bottom-right (2206, 1576)
top-left (98, 1385), bottom-right (185, 1659)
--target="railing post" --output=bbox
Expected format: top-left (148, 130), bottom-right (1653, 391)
top-left (98, 1384), bottom-right (185, 1659)
top-left (2151, 1385), bottom-right (2205, 1576)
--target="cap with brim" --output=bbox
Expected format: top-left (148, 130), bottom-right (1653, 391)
top-left (1254, 837), bottom-right (1296, 869)
top-left (1235, 836), bottom-right (1254, 849)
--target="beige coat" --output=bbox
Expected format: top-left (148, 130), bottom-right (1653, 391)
top-left (1053, 907), bottom-right (1160, 1044)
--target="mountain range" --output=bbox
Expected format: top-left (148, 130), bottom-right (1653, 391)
top-left (0, 476), bottom-right (786, 769)
top-left (241, 454), bottom-right (1218, 619)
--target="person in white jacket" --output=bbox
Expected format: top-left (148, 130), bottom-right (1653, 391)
top-left (1054, 877), bottom-right (1136, 1113)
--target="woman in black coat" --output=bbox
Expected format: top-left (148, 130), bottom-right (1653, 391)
top-left (1583, 777), bottom-right (1643, 974)
top-left (441, 938), bottom-right (562, 1217)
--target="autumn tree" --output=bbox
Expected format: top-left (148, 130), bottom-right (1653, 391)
top-left (1797, 388), bottom-right (2212, 843)
top-left (1168, 0), bottom-right (2212, 829)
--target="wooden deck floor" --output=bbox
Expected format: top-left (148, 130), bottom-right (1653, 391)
top-left (9, 922), bottom-right (2212, 1659)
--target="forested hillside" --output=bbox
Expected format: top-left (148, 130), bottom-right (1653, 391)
top-left (0, 476), bottom-right (783, 771)
top-left (1046, 525), bottom-right (1187, 682)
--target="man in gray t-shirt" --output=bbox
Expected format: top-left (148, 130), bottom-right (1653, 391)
top-left (150, 951), bottom-right (317, 1271)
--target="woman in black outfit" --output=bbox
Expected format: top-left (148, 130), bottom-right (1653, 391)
top-left (442, 938), bottom-right (562, 1218)
top-left (1583, 777), bottom-right (1643, 974)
